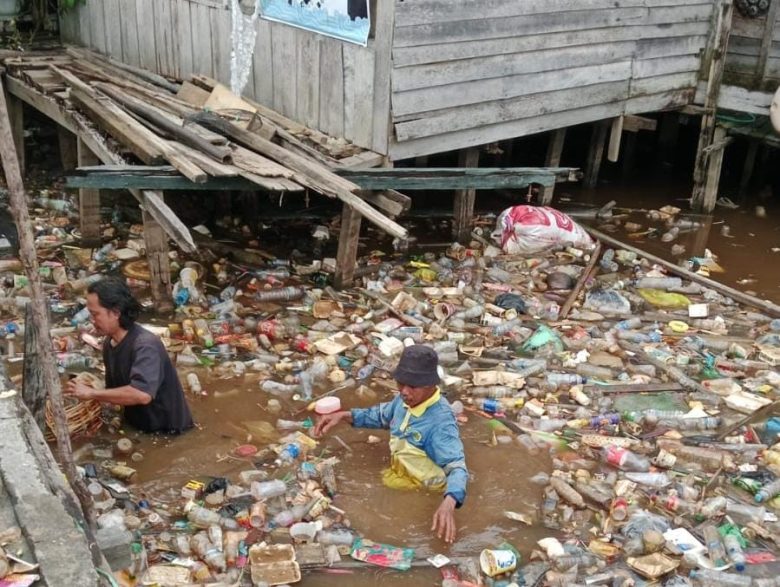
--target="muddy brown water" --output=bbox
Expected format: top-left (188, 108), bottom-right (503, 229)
top-left (82, 370), bottom-right (553, 585)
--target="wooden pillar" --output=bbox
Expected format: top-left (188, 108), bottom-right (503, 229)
top-left (584, 121), bottom-right (609, 189)
top-left (6, 93), bottom-right (24, 176)
top-left (657, 112), bottom-right (680, 166)
top-left (76, 138), bottom-right (102, 244)
top-left (738, 140), bottom-right (759, 202)
top-left (22, 302), bottom-right (46, 429)
top-left (541, 129), bottom-right (566, 205)
top-left (57, 127), bottom-right (78, 171)
top-left (452, 147), bottom-right (479, 242)
top-left (692, 0), bottom-right (734, 210)
top-left (142, 191), bottom-right (173, 312)
top-left (690, 215), bottom-right (714, 258)
top-left (333, 203), bottom-right (362, 290)
top-left (607, 116), bottom-right (624, 163)
top-left (702, 126), bottom-right (728, 213)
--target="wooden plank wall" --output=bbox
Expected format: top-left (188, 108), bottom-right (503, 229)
top-left (389, 0), bottom-right (715, 159)
top-left (725, 10), bottom-right (780, 85)
top-left (58, 0), bottom-right (386, 152)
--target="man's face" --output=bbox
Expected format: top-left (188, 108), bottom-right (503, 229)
top-left (399, 383), bottom-right (436, 408)
top-left (86, 293), bottom-right (121, 336)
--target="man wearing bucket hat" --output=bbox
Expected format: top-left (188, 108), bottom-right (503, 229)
top-left (64, 277), bottom-right (194, 434)
top-left (314, 344), bottom-right (468, 543)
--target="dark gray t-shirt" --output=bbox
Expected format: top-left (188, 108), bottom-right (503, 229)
top-left (103, 324), bottom-right (193, 434)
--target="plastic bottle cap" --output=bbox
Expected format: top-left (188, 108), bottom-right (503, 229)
top-left (315, 397), bottom-right (342, 415)
top-left (668, 320), bottom-right (689, 333)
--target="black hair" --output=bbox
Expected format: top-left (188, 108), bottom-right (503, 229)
top-left (87, 277), bottom-right (142, 329)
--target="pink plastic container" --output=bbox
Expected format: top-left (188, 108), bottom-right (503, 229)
top-left (315, 397), bottom-right (341, 415)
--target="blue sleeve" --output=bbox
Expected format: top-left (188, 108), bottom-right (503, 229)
top-left (351, 397), bottom-right (397, 429)
top-left (427, 413), bottom-right (468, 507)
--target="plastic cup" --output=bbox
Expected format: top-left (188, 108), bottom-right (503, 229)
top-left (479, 549), bottom-right (517, 577)
top-left (434, 303), bottom-right (455, 321)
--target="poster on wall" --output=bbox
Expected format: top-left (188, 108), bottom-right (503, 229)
top-left (260, 0), bottom-right (370, 46)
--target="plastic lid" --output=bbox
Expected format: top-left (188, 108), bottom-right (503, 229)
top-left (668, 320), bottom-right (689, 333)
top-left (315, 396), bottom-right (342, 415)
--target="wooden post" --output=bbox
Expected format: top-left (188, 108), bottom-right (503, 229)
top-left (0, 76), bottom-right (100, 537)
top-left (57, 127), bottom-right (78, 171)
top-left (690, 215), bottom-right (714, 258)
top-left (541, 129), bottom-right (566, 205)
top-left (692, 0), bottom-right (734, 210)
top-left (702, 126), bottom-right (728, 212)
top-left (22, 303), bottom-right (46, 428)
top-left (452, 147), bottom-right (479, 242)
top-left (142, 191), bottom-right (173, 312)
top-left (583, 121), bottom-right (609, 189)
top-left (755, 0), bottom-right (780, 84)
top-left (6, 93), bottom-right (24, 176)
top-left (333, 203), bottom-right (362, 289)
top-left (738, 140), bottom-right (759, 202)
top-left (607, 116), bottom-right (624, 163)
top-left (76, 138), bottom-right (102, 244)
top-left (656, 112), bottom-right (680, 166)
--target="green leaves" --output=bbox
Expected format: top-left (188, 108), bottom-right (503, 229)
top-left (59, 0), bottom-right (86, 11)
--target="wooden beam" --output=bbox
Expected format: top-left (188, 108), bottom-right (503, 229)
top-left (755, 0), bottom-right (780, 84)
top-left (584, 121), bottom-right (609, 189)
top-left (21, 302), bottom-right (45, 427)
top-left (58, 127), bottom-right (78, 172)
top-left (702, 126), bottom-right (727, 212)
top-left (622, 115), bottom-right (658, 133)
top-left (6, 92), bottom-right (24, 176)
top-left (4, 74), bottom-right (77, 133)
top-left (333, 204), bottom-right (362, 289)
top-left (453, 147), bottom-right (479, 243)
top-left (560, 241), bottom-right (601, 319)
top-left (76, 138), bottom-right (101, 244)
top-left (541, 128), bottom-right (566, 205)
top-left (607, 115), bottom-right (624, 163)
top-left (692, 0), bottom-right (734, 210)
top-left (142, 192), bottom-right (173, 312)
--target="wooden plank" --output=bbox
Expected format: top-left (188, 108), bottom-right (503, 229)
top-left (211, 5), bottom-right (231, 86)
top-left (702, 126), bottom-right (727, 213)
top-left (623, 115), bottom-right (658, 132)
top-left (252, 17), bottom-right (274, 107)
top-left (318, 37), bottom-right (344, 138)
top-left (560, 240), bottom-right (601, 319)
top-left (393, 22), bottom-right (710, 67)
top-left (142, 193), bottom-right (173, 312)
top-left (607, 116), bottom-right (624, 162)
top-left (583, 121), bottom-right (609, 189)
top-left (389, 101), bottom-right (626, 160)
top-left (394, 0), bottom-right (713, 27)
top-left (343, 45), bottom-right (375, 149)
top-left (296, 33), bottom-right (320, 129)
top-left (392, 60), bottom-right (632, 118)
top-left (755, 0), bottom-right (780, 82)
top-left (5, 76), bottom-right (77, 134)
top-left (453, 147), bottom-right (479, 243)
top-left (394, 80), bottom-right (630, 142)
top-left (271, 24), bottom-right (297, 117)
top-left (119, 0), bottom-right (140, 67)
top-left (393, 42), bottom-right (637, 93)
top-left (6, 93), bottom-right (24, 176)
top-left (333, 204), bottom-right (362, 290)
top-left (88, 0), bottom-right (107, 54)
top-left (541, 128), bottom-right (566, 205)
top-left (190, 1), bottom-right (214, 78)
top-left (635, 35), bottom-right (710, 59)
top-left (394, 6), bottom-right (711, 47)
top-left (625, 88), bottom-right (694, 113)
top-left (76, 138), bottom-right (101, 243)
top-left (102, 0), bottom-right (123, 61)
top-left (697, 82), bottom-right (771, 114)
top-left (629, 71), bottom-right (698, 97)
top-left (136, 0), bottom-right (157, 71)
top-left (57, 127), bottom-right (78, 171)
top-left (338, 168), bottom-right (561, 190)
top-left (154, 0), bottom-right (176, 78)
top-left (174, 0), bottom-right (194, 79)
top-left (631, 54), bottom-right (701, 78)
top-left (372, 0), bottom-right (395, 154)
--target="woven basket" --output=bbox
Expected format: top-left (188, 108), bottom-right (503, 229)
top-left (45, 372), bottom-right (105, 443)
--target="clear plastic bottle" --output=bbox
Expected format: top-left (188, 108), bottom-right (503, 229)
top-left (726, 502), bottom-right (766, 525)
top-left (624, 472), bottom-right (671, 488)
top-left (755, 478), bottom-right (780, 503)
top-left (251, 479), bottom-right (287, 500)
top-left (635, 276), bottom-right (683, 290)
top-left (615, 317), bottom-right (642, 330)
top-left (186, 373), bottom-right (202, 394)
top-left (655, 417), bottom-right (721, 431)
top-left (722, 534), bottom-right (746, 572)
top-left (688, 568), bottom-right (752, 586)
top-left (576, 363), bottom-right (614, 380)
top-left (317, 529), bottom-right (356, 546)
top-left (255, 286), bottom-right (304, 303)
top-left (549, 478), bottom-right (585, 508)
top-left (275, 443), bottom-right (301, 466)
top-left (471, 386), bottom-right (515, 398)
top-left (546, 373), bottom-right (586, 386)
top-left (702, 524), bottom-right (727, 567)
top-left (187, 505), bottom-right (222, 528)
top-left (700, 496), bottom-right (728, 517)
top-left (194, 318), bottom-right (214, 348)
top-left (600, 249), bottom-right (618, 272)
top-left (661, 226), bottom-right (680, 242)
top-left (260, 380), bottom-right (300, 395)
top-left (574, 480), bottom-right (612, 508)
top-left (70, 307), bottom-right (91, 327)
top-left (271, 509), bottom-right (296, 528)
top-left (551, 552), bottom-right (599, 571)
top-left (601, 446), bottom-right (650, 472)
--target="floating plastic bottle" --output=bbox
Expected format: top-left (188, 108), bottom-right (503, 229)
top-left (703, 524), bottom-right (727, 567)
top-left (600, 249), bottom-right (618, 273)
top-left (601, 446), bottom-right (650, 472)
top-left (261, 380), bottom-right (300, 395)
top-left (551, 552), bottom-right (599, 571)
top-left (723, 533), bottom-right (746, 572)
top-left (661, 226), bottom-right (680, 242)
top-left (615, 317), bottom-right (642, 330)
top-left (549, 478), bottom-right (585, 508)
top-left (755, 478), bottom-right (780, 503)
top-left (635, 276), bottom-right (683, 290)
top-left (471, 386), bottom-right (515, 398)
top-left (70, 307), bottom-right (91, 327)
top-left (186, 373), bottom-right (202, 394)
top-left (255, 286), bottom-right (304, 303)
top-left (700, 496), bottom-right (728, 517)
top-left (688, 568), bottom-right (752, 586)
top-left (187, 505), bottom-right (221, 528)
top-left (546, 373), bottom-right (586, 386)
top-left (275, 443), bottom-right (301, 466)
top-left (194, 318), bottom-right (214, 348)
top-left (654, 417), bottom-right (721, 431)
top-left (726, 502), bottom-right (766, 526)
top-left (317, 529), bottom-right (356, 546)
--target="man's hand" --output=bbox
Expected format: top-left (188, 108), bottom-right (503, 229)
top-left (313, 410), bottom-right (351, 437)
top-left (64, 380), bottom-right (95, 401)
top-left (432, 495), bottom-right (457, 543)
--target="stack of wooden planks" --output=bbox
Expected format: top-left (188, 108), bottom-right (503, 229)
top-left (2, 47), bottom-right (407, 240)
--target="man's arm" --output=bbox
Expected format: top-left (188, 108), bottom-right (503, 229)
top-left (350, 397), bottom-right (397, 429)
top-left (65, 380), bottom-right (152, 406)
top-left (428, 418), bottom-right (468, 507)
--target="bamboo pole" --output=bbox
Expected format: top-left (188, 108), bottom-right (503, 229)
top-left (0, 75), bottom-right (100, 539)
top-left (584, 225), bottom-right (780, 317)
top-left (560, 241), bottom-right (602, 319)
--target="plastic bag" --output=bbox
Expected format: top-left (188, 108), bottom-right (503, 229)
top-left (583, 289), bottom-right (631, 314)
top-left (638, 289), bottom-right (691, 308)
top-left (491, 205), bottom-right (594, 255)
top-left (350, 538), bottom-right (415, 571)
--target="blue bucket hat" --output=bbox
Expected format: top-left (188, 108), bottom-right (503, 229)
top-left (393, 345), bottom-right (440, 387)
